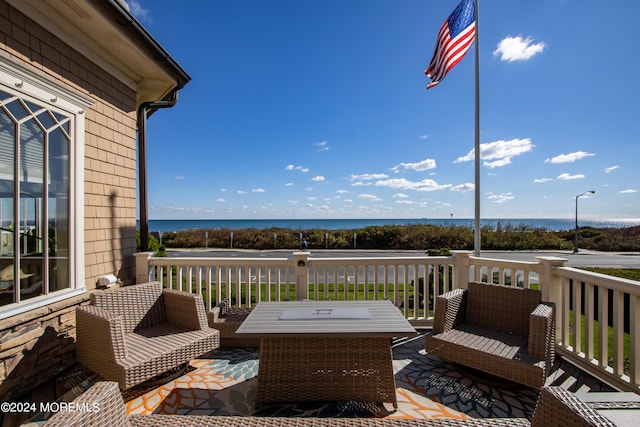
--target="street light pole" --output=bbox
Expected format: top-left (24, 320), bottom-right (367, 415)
top-left (574, 190), bottom-right (596, 253)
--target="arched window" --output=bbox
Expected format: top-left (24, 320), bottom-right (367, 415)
top-left (0, 56), bottom-right (91, 316)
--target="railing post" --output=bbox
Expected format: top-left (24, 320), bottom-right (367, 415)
top-left (536, 256), bottom-right (568, 302)
top-left (536, 256), bottom-right (568, 342)
top-left (293, 251), bottom-right (310, 300)
top-left (451, 250), bottom-right (473, 290)
top-left (133, 251), bottom-right (155, 284)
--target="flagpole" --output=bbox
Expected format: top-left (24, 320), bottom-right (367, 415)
top-left (473, 0), bottom-right (481, 256)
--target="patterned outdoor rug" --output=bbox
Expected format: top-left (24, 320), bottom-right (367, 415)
top-left (124, 335), bottom-right (539, 420)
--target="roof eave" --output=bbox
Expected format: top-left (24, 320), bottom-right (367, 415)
top-left (7, 0), bottom-right (191, 108)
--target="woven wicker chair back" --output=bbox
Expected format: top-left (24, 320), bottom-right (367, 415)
top-left (465, 282), bottom-right (541, 336)
top-left (90, 282), bottom-right (167, 333)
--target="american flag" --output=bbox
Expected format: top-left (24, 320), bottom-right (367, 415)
top-left (425, 0), bottom-right (476, 89)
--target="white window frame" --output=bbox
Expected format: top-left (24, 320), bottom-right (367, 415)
top-left (0, 54), bottom-right (93, 319)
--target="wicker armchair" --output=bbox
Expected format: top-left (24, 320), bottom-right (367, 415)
top-left (426, 282), bottom-right (555, 389)
top-left (207, 299), bottom-right (259, 347)
top-left (42, 381), bottom-right (616, 426)
top-left (76, 282), bottom-right (220, 390)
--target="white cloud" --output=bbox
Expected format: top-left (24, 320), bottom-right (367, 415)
top-left (419, 134), bottom-right (428, 140)
top-left (484, 158), bottom-right (512, 168)
top-left (392, 193), bottom-right (410, 198)
top-left (534, 178), bottom-right (553, 183)
top-left (285, 164), bottom-right (309, 172)
top-left (545, 151), bottom-right (595, 163)
top-left (351, 181), bottom-right (372, 187)
top-left (487, 192), bottom-right (515, 203)
top-left (455, 138), bottom-right (533, 168)
top-left (315, 141), bottom-right (331, 151)
top-left (336, 189), bottom-right (349, 194)
top-left (359, 193), bottom-right (383, 201)
top-left (284, 182), bottom-right (294, 186)
top-left (391, 158), bottom-right (437, 173)
top-left (216, 198), bottom-right (225, 203)
top-left (350, 173), bottom-right (389, 181)
top-left (220, 188), bottom-right (227, 192)
top-left (619, 189), bottom-right (638, 194)
top-left (450, 183), bottom-right (474, 192)
top-left (395, 200), bottom-right (417, 205)
top-left (604, 165), bottom-right (620, 173)
top-left (127, 0), bottom-right (152, 23)
top-left (252, 188), bottom-right (265, 193)
top-left (557, 173), bottom-right (585, 180)
top-left (493, 36), bottom-right (546, 62)
top-left (174, 176), bottom-right (184, 180)
top-left (375, 178), bottom-right (451, 192)
top-left (237, 190), bottom-right (247, 194)
top-left (312, 176), bottom-right (325, 182)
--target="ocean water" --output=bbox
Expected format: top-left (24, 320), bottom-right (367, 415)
top-left (141, 218), bottom-right (640, 233)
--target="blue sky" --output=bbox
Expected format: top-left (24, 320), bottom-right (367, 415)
top-left (129, 0), bottom-right (639, 221)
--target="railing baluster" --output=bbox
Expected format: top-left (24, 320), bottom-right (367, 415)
top-left (573, 280), bottom-right (582, 355)
top-left (205, 265), bottom-right (212, 310)
top-left (363, 264), bottom-right (369, 300)
top-left (613, 289), bottom-right (625, 376)
top-left (597, 285), bottom-right (609, 370)
top-left (562, 277), bottom-right (571, 347)
top-left (323, 267), bottom-right (329, 300)
top-left (630, 293), bottom-right (640, 385)
top-left (584, 282), bottom-right (595, 360)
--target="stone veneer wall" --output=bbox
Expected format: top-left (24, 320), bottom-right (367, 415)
top-left (0, 293), bottom-right (90, 402)
top-left (0, 0), bottom-right (141, 402)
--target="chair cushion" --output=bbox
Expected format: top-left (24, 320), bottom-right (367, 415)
top-left (435, 323), bottom-right (537, 363)
top-left (427, 323), bottom-right (547, 389)
top-left (122, 323), bottom-right (218, 368)
top-left (116, 323), bottom-right (219, 388)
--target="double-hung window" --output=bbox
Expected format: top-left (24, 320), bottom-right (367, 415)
top-left (0, 56), bottom-right (91, 317)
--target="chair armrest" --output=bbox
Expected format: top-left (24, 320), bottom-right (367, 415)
top-left (528, 302), bottom-right (555, 362)
top-left (207, 298), bottom-right (231, 324)
top-left (43, 382), bottom-right (131, 427)
top-left (432, 288), bottom-right (467, 334)
top-left (531, 387), bottom-right (616, 427)
top-left (208, 306), bottom-right (220, 326)
top-left (76, 306), bottom-right (128, 363)
top-left (163, 289), bottom-right (209, 330)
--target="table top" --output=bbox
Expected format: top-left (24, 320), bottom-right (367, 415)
top-left (575, 392), bottom-right (640, 427)
top-left (235, 300), bottom-right (417, 338)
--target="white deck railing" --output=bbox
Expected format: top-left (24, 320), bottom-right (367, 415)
top-left (134, 250), bottom-right (640, 392)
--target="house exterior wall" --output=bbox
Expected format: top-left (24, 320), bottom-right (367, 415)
top-left (0, 0), bottom-right (139, 402)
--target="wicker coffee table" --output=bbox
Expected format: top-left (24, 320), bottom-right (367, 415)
top-left (235, 300), bottom-right (417, 410)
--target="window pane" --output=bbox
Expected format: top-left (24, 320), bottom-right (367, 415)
top-left (0, 109), bottom-right (14, 307)
top-left (49, 127), bottom-right (70, 292)
top-left (5, 98), bottom-right (28, 121)
top-left (19, 119), bottom-right (44, 301)
top-left (36, 111), bottom-right (55, 131)
top-left (0, 107), bottom-right (16, 187)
